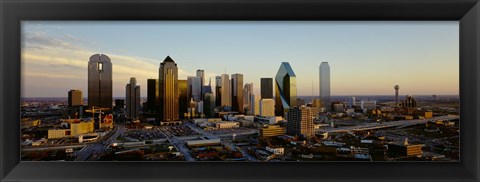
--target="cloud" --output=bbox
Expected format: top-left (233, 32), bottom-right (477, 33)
top-left (22, 27), bottom-right (212, 97)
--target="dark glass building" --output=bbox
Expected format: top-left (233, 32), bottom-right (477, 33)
top-left (260, 78), bottom-right (274, 99)
top-left (215, 76), bottom-right (222, 107)
top-left (158, 56), bottom-right (179, 122)
top-left (88, 54), bottom-right (112, 110)
top-left (231, 73), bottom-right (244, 113)
top-left (275, 62), bottom-right (297, 117)
top-left (147, 79), bottom-right (159, 113)
top-left (178, 79), bottom-right (188, 119)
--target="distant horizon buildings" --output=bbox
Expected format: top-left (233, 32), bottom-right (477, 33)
top-left (87, 54), bottom-right (112, 110)
top-left (275, 62), bottom-right (297, 117)
top-left (126, 77), bottom-right (140, 119)
top-left (319, 62), bottom-right (331, 110)
top-left (158, 56), bottom-right (179, 122)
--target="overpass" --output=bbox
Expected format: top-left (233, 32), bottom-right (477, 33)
top-left (318, 115), bottom-right (459, 133)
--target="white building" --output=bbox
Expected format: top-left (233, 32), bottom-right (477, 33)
top-left (215, 121), bottom-right (240, 129)
top-left (266, 146), bottom-right (285, 155)
top-left (319, 62), bottom-right (331, 110)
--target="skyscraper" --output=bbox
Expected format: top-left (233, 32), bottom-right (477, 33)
top-left (275, 62), bottom-right (297, 117)
top-left (261, 78), bottom-right (273, 99)
top-left (286, 106), bottom-right (314, 138)
top-left (215, 76), bottom-right (222, 107)
top-left (187, 76), bottom-right (202, 102)
top-left (204, 92), bottom-right (215, 118)
top-left (221, 74), bottom-right (231, 109)
top-left (319, 62), bottom-right (331, 110)
top-left (178, 79), bottom-right (188, 119)
top-left (231, 73), bottom-right (244, 113)
top-left (196, 69), bottom-right (205, 97)
top-left (126, 77), bottom-right (140, 119)
top-left (243, 83), bottom-right (253, 113)
top-left (158, 56), bottom-right (179, 122)
top-left (68, 90), bottom-right (83, 107)
top-left (251, 94), bottom-right (261, 116)
top-left (147, 79), bottom-right (159, 113)
top-left (88, 54), bottom-right (112, 109)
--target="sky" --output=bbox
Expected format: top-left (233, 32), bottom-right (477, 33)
top-left (21, 21), bottom-right (459, 98)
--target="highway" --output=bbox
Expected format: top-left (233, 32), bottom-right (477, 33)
top-left (75, 123), bottom-right (125, 161)
top-left (159, 126), bottom-right (196, 161)
top-left (318, 115), bottom-right (459, 133)
top-left (184, 120), bottom-right (258, 161)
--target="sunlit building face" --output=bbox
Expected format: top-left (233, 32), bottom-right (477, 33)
top-left (158, 56), bottom-right (179, 122)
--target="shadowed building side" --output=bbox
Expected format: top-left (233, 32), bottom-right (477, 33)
top-left (231, 73), bottom-right (244, 113)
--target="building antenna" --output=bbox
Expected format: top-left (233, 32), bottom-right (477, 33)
top-left (224, 67), bottom-right (226, 74)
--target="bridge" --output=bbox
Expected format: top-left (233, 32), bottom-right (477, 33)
top-left (318, 115), bottom-right (459, 133)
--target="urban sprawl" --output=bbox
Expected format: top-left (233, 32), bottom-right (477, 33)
top-left (21, 54), bottom-right (460, 161)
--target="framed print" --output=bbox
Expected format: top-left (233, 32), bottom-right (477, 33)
top-left (1, 0), bottom-right (479, 182)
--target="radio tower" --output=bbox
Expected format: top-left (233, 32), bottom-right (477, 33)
top-left (394, 85), bottom-right (400, 106)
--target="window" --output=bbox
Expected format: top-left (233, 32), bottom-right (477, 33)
top-left (98, 62), bottom-right (103, 71)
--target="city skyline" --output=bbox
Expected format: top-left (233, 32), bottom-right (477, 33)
top-left (22, 21), bottom-right (459, 98)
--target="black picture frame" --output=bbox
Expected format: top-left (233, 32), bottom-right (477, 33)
top-left (1, 0), bottom-right (479, 181)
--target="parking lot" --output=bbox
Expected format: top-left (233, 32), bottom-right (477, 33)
top-left (159, 125), bottom-right (199, 137)
top-left (124, 129), bottom-right (167, 141)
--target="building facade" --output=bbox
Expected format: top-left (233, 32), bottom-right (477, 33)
top-left (146, 79), bottom-right (158, 113)
top-left (178, 79), bottom-right (188, 119)
top-left (260, 99), bottom-right (275, 117)
top-left (260, 78), bottom-right (273, 99)
top-left (243, 83), bottom-right (253, 113)
top-left (231, 73), bottom-right (244, 113)
top-left (187, 76), bottom-right (202, 102)
top-left (126, 77), bottom-right (140, 119)
top-left (275, 62), bottom-right (297, 117)
top-left (88, 54), bottom-right (112, 109)
top-left (319, 62), bottom-right (331, 110)
top-left (251, 94), bottom-right (261, 116)
top-left (68, 90), bottom-right (83, 107)
top-left (158, 56), bottom-right (179, 122)
top-left (215, 76), bottom-right (222, 107)
top-left (286, 107), bottom-right (314, 138)
top-left (221, 74), bottom-right (231, 109)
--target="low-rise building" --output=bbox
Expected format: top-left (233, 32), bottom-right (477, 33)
top-left (260, 125), bottom-right (286, 137)
top-left (70, 121), bottom-right (95, 136)
top-left (215, 122), bottom-right (240, 129)
top-left (266, 146), bottom-right (284, 155)
top-left (48, 129), bottom-right (71, 139)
